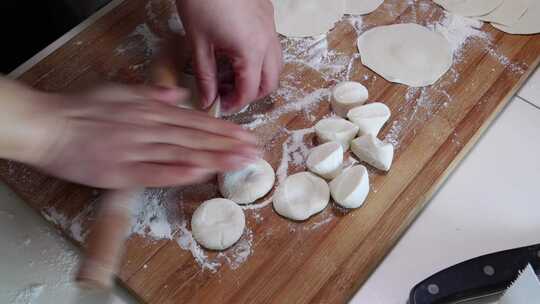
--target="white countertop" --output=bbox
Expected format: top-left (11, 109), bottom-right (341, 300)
top-left (1, 1), bottom-right (540, 302)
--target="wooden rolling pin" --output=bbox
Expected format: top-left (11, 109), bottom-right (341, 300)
top-left (76, 50), bottom-right (220, 289)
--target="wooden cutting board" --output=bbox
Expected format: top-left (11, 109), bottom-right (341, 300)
top-left (2, 0), bottom-right (540, 303)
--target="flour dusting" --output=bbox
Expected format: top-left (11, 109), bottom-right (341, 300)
top-left (9, 284), bottom-right (44, 304)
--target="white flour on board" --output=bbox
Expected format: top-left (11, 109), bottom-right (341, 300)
top-left (9, 284), bottom-right (44, 304)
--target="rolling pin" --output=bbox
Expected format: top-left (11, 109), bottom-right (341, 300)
top-left (76, 52), bottom-right (220, 289)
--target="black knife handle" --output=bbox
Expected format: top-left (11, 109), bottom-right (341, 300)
top-left (409, 243), bottom-right (540, 304)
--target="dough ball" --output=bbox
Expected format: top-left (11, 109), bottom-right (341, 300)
top-left (273, 172), bottom-right (330, 221)
top-left (492, 1), bottom-right (540, 35)
top-left (218, 159), bottom-right (275, 205)
top-left (434, 0), bottom-right (504, 17)
top-left (191, 198), bottom-right (245, 250)
top-left (347, 102), bottom-right (391, 136)
top-left (271, 0), bottom-right (345, 37)
top-left (307, 141), bottom-right (344, 179)
top-left (315, 117), bottom-right (359, 150)
top-left (331, 81), bottom-right (369, 117)
top-left (357, 23), bottom-right (453, 87)
top-left (344, 0), bottom-right (384, 15)
top-left (476, 0), bottom-right (530, 26)
top-left (351, 134), bottom-right (394, 171)
top-left (330, 165), bottom-right (369, 208)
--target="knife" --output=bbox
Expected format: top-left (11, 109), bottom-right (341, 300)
top-left (409, 243), bottom-right (540, 304)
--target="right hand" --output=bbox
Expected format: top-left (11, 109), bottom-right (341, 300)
top-left (5, 82), bottom-right (259, 189)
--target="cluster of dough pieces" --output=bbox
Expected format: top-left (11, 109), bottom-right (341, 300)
top-left (192, 81), bottom-right (394, 250)
top-left (434, 0), bottom-right (539, 35)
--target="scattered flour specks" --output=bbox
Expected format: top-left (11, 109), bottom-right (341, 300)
top-left (9, 284), bottom-right (44, 304)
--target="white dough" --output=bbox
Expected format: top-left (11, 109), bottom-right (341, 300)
top-left (330, 165), bottom-right (370, 208)
top-left (218, 159), bottom-right (275, 205)
top-left (191, 198), bottom-right (245, 250)
top-left (434, 0), bottom-right (504, 17)
top-left (344, 0), bottom-right (384, 15)
top-left (315, 117), bottom-right (359, 150)
top-left (476, 0), bottom-right (531, 26)
top-left (271, 0), bottom-right (345, 37)
top-left (492, 1), bottom-right (540, 35)
top-left (351, 134), bottom-right (394, 171)
top-left (273, 172), bottom-right (330, 221)
top-left (357, 23), bottom-right (453, 87)
top-left (331, 81), bottom-right (369, 117)
top-left (307, 142), bottom-right (344, 179)
top-left (347, 102), bottom-right (391, 136)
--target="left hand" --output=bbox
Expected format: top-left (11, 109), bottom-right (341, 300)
top-left (176, 0), bottom-right (283, 114)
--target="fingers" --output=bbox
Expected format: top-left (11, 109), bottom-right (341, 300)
top-left (132, 144), bottom-right (257, 171)
top-left (139, 86), bottom-right (191, 106)
top-left (258, 40), bottom-right (282, 99)
top-left (223, 54), bottom-right (263, 114)
top-left (124, 163), bottom-right (214, 188)
top-left (193, 41), bottom-right (218, 109)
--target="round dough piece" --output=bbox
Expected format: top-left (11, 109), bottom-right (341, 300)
top-left (345, 0), bottom-right (384, 15)
top-left (492, 1), bottom-right (540, 35)
top-left (315, 117), bottom-right (359, 150)
top-left (271, 0), bottom-right (345, 37)
top-left (357, 23), bottom-right (453, 87)
top-left (347, 102), bottom-right (391, 136)
top-left (331, 81), bottom-right (369, 117)
top-left (330, 165), bottom-right (369, 208)
top-left (434, 0), bottom-right (504, 17)
top-left (273, 172), bottom-right (330, 221)
top-left (351, 134), bottom-right (394, 171)
top-left (191, 198), bottom-right (245, 250)
top-left (307, 141), bottom-right (344, 179)
top-left (476, 0), bottom-right (530, 26)
top-left (218, 159), bottom-right (275, 205)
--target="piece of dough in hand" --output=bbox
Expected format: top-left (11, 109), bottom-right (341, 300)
top-left (330, 165), bottom-right (370, 208)
top-left (351, 134), bottom-right (394, 171)
top-left (331, 81), bottom-right (369, 117)
top-left (273, 172), bottom-right (330, 221)
top-left (315, 117), bottom-right (359, 151)
top-left (307, 141), bottom-right (344, 179)
top-left (218, 159), bottom-right (275, 205)
top-left (347, 102), bottom-right (391, 136)
top-left (191, 198), bottom-right (245, 250)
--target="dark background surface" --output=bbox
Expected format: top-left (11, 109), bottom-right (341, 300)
top-left (0, 0), bottom-right (111, 74)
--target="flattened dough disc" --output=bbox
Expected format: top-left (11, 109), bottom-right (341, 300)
top-left (477, 0), bottom-right (531, 27)
top-left (434, 0), bottom-right (504, 17)
top-left (357, 23), bottom-right (453, 87)
top-left (344, 0), bottom-right (383, 15)
top-left (271, 0), bottom-right (345, 37)
top-left (492, 1), bottom-right (540, 35)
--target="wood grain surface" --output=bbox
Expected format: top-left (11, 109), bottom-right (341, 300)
top-left (2, 0), bottom-right (539, 303)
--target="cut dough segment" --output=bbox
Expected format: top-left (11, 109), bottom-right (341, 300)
top-left (357, 23), bottom-right (453, 87)
top-left (351, 134), bottom-right (394, 171)
top-left (476, 0), bottom-right (531, 26)
top-left (434, 0), bottom-right (504, 17)
top-left (330, 165), bottom-right (370, 208)
top-left (273, 172), bottom-right (330, 221)
top-left (218, 159), bottom-right (275, 205)
top-left (347, 102), bottom-right (391, 136)
top-left (315, 117), bottom-right (359, 150)
top-left (307, 142), bottom-right (344, 179)
top-left (191, 198), bottom-right (245, 250)
top-left (331, 81), bottom-right (369, 117)
top-left (492, 1), bottom-right (540, 35)
top-left (271, 0), bottom-right (345, 37)
top-left (345, 0), bottom-right (384, 15)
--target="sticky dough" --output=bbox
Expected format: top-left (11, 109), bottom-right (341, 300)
top-left (347, 102), bottom-right (391, 136)
top-left (330, 165), bottom-right (370, 209)
top-left (344, 0), bottom-right (384, 15)
top-left (271, 0), bottom-right (345, 37)
top-left (477, 0), bottom-right (531, 27)
top-left (218, 159), bottom-right (275, 205)
top-left (315, 117), bottom-right (359, 151)
top-left (191, 198), bottom-right (245, 250)
top-left (492, 1), bottom-right (540, 35)
top-left (434, 0), bottom-right (504, 17)
top-left (357, 23), bottom-right (453, 87)
top-left (307, 141), bottom-right (344, 179)
top-left (273, 172), bottom-right (329, 221)
top-left (351, 134), bottom-right (394, 171)
top-left (331, 81), bottom-right (369, 117)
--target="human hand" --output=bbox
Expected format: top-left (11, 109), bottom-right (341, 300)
top-left (0, 80), bottom-right (259, 189)
top-left (176, 0), bottom-right (283, 114)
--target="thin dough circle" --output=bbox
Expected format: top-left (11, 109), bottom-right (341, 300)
top-left (345, 0), bottom-right (384, 15)
top-left (271, 0), bottom-right (345, 37)
top-left (218, 159), bottom-right (275, 205)
top-left (191, 198), bottom-right (245, 250)
top-left (492, 1), bottom-right (540, 35)
top-left (357, 23), bottom-right (453, 87)
top-left (434, 0), bottom-right (504, 17)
